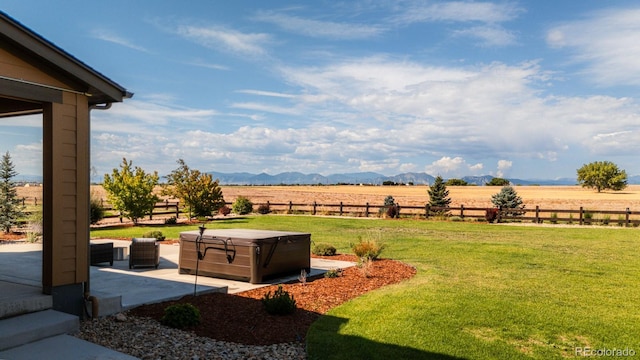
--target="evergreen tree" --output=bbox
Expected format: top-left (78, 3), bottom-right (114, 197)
top-left (0, 152), bottom-right (25, 233)
top-left (428, 176), bottom-right (451, 213)
top-left (428, 176), bottom-right (451, 207)
top-left (491, 185), bottom-right (524, 216)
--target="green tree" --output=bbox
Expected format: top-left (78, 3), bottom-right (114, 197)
top-left (103, 158), bottom-right (159, 225)
top-left (428, 176), bottom-right (451, 214)
top-left (445, 178), bottom-right (468, 186)
top-left (428, 176), bottom-right (451, 207)
top-left (0, 152), bottom-right (24, 233)
top-left (576, 161), bottom-right (627, 193)
top-left (486, 177), bottom-right (510, 186)
top-left (491, 185), bottom-right (524, 216)
top-left (163, 159), bottom-right (225, 218)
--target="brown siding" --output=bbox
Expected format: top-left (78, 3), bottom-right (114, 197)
top-left (0, 46), bottom-right (69, 89)
top-left (43, 92), bottom-right (90, 289)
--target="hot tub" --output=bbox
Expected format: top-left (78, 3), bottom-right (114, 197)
top-left (179, 229), bottom-right (311, 284)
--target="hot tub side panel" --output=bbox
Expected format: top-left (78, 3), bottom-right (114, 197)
top-left (179, 234), bottom-right (255, 282)
top-left (255, 234), bottom-right (310, 282)
top-left (179, 231), bottom-right (311, 284)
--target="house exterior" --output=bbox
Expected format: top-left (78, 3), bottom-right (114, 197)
top-left (0, 11), bottom-right (130, 316)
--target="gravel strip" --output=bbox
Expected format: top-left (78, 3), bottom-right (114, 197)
top-left (74, 313), bottom-right (307, 360)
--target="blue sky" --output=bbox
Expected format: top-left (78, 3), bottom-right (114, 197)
top-left (2, 1), bottom-right (640, 180)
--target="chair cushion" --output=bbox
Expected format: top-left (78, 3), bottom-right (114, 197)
top-left (132, 237), bottom-right (157, 244)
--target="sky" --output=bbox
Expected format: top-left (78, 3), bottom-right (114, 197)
top-left (2, 0), bottom-right (640, 181)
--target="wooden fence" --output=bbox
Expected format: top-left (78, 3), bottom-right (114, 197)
top-left (20, 196), bottom-right (640, 227)
top-left (253, 201), bottom-right (640, 227)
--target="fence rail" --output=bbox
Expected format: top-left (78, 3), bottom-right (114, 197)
top-left (21, 196), bottom-right (640, 227)
top-left (254, 201), bottom-right (640, 227)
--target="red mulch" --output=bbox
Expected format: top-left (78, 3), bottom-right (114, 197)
top-left (128, 255), bottom-right (416, 345)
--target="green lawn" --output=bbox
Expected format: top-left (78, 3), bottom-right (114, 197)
top-left (91, 216), bottom-right (640, 359)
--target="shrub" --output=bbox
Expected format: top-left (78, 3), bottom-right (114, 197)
top-left (262, 285), bottom-right (296, 315)
top-left (324, 268), bottom-right (342, 278)
top-left (164, 216), bottom-right (177, 225)
top-left (89, 194), bottom-right (104, 225)
top-left (141, 230), bottom-right (165, 241)
top-left (232, 196), bottom-right (253, 215)
top-left (218, 205), bottom-right (231, 216)
top-left (357, 256), bottom-right (373, 278)
top-left (160, 303), bottom-right (201, 329)
top-left (257, 203), bottom-right (270, 214)
top-left (312, 243), bottom-right (337, 256)
top-left (386, 204), bottom-right (399, 218)
top-left (351, 235), bottom-right (385, 260)
top-left (491, 186), bottom-right (525, 216)
top-left (485, 208), bottom-right (499, 223)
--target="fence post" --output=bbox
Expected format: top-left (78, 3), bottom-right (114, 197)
top-left (535, 206), bottom-right (540, 223)
top-left (626, 208), bottom-right (630, 227)
top-left (22, 198), bottom-right (25, 206)
top-left (340, 202), bottom-right (343, 216)
top-left (397, 203), bottom-right (401, 218)
top-left (165, 199), bottom-right (169, 210)
top-left (289, 201), bottom-right (293, 213)
top-left (365, 202), bottom-right (369, 217)
top-left (425, 204), bottom-right (430, 219)
top-left (460, 204), bottom-right (464, 218)
top-left (34, 197), bottom-right (37, 206)
top-left (579, 207), bottom-right (583, 225)
top-left (176, 202), bottom-right (180, 219)
top-left (313, 201), bottom-right (317, 215)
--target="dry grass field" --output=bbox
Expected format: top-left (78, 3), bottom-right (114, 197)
top-left (16, 184), bottom-right (640, 212)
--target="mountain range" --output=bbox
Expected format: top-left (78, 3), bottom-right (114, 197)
top-left (206, 171), bottom-right (581, 186)
top-left (27, 171), bottom-right (640, 186)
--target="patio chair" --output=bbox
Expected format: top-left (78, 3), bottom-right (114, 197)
top-left (129, 237), bottom-right (160, 269)
top-left (90, 242), bottom-right (114, 266)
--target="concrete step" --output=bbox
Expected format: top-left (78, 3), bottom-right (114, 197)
top-left (0, 309), bottom-right (78, 351)
top-left (0, 282), bottom-right (52, 319)
top-left (0, 334), bottom-right (138, 360)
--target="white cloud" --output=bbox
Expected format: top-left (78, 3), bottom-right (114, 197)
top-left (546, 7), bottom-right (640, 86)
top-left (452, 25), bottom-right (517, 47)
top-left (425, 156), bottom-right (483, 177)
top-left (230, 102), bottom-right (300, 115)
top-left (496, 159), bottom-right (512, 178)
top-left (253, 11), bottom-right (385, 40)
top-left (90, 29), bottom-right (150, 53)
top-left (236, 90), bottom-right (296, 98)
top-left (176, 25), bottom-right (271, 57)
top-left (394, 1), bottom-right (523, 24)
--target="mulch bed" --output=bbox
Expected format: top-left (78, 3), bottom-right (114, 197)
top-left (129, 255), bottom-right (416, 345)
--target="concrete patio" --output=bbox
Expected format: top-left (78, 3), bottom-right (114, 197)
top-left (0, 239), bottom-right (355, 316)
top-left (0, 238), bottom-right (354, 358)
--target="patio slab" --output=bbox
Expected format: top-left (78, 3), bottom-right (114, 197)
top-left (0, 239), bottom-right (355, 315)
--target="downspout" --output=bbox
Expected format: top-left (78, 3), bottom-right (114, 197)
top-left (83, 102), bottom-right (112, 318)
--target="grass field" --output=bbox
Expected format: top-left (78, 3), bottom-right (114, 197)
top-left (17, 184), bottom-right (640, 211)
top-left (91, 216), bottom-right (640, 359)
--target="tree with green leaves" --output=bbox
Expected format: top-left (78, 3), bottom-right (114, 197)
top-left (445, 178), bottom-right (468, 186)
top-left (103, 158), bottom-right (159, 225)
top-left (428, 176), bottom-right (451, 214)
top-left (486, 177), bottom-right (510, 186)
top-left (163, 159), bottom-right (225, 219)
top-left (491, 185), bottom-right (524, 216)
top-left (576, 161), bottom-right (627, 193)
top-left (0, 152), bottom-right (24, 233)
